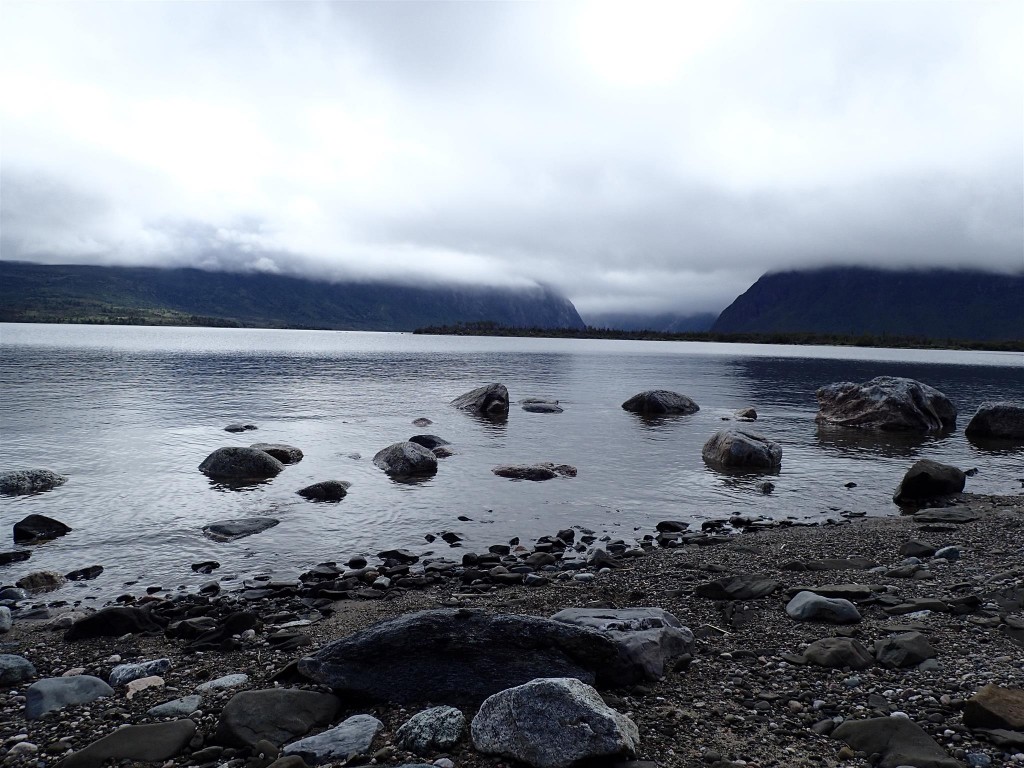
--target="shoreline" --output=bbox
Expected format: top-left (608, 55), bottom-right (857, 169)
top-left (1, 492), bottom-right (1022, 767)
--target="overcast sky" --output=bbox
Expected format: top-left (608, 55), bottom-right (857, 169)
top-left (1, 0), bottom-right (1021, 315)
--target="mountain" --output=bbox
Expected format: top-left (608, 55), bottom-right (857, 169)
top-left (582, 311), bottom-right (717, 333)
top-left (0, 261), bottom-right (585, 331)
top-left (711, 267), bottom-right (1024, 341)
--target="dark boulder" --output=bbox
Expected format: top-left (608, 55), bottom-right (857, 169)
top-left (216, 689), bottom-right (341, 747)
top-left (297, 609), bottom-right (626, 706)
top-left (815, 376), bottom-right (956, 432)
top-left (13, 514), bottom-right (72, 543)
top-left (701, 429), bottom-right (781, 471)
top-left (893, 459), bottom-right (966, 506)
top-left (199, 447), bottom-right (285, 479)
top-left (965, 402), bottom-right (1024, 441)
top-left (65, 565), bottom-right (103, 581)
top-left (297, 481), bottom-right (350, 502)
top-left (65, 607), bottom-right (163, 641)
top-left (621, 390), bottom-right (699, 416)
top-left (0, 469), bottom-right (68, 496)
top-left (408, 435), bottom-right (451, 450)
top-left (372, 442), bottom-right (437, 477)
top-left (492, 463), bottom-right (576, 481)
top-left (521, 400), bottom-right (563, 413)
top-left (874, 631), bottom-right (937, 669)
top-left (225, 423), bottom-right (257, 432)
top-left (250, 443), bottom-right (304, 464)
top-left (0, 551), bottom-right (31, 566)
top-left (451, 384), bottom-right (510, 417)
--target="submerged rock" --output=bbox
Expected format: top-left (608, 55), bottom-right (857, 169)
top-left (965, 401), bottom-right (1024, 441)
top-left (0, 469), bottom-right (67, 495)
top-left (372, 442), bottom-right (438, 477)
top-left (621, 390), bottom-right (699, 415)
top-left (701, 428), bottom-right (782, 471)
top-left (203, 517), bottom-right (280, 542)
top-left (16, 570), bottom-right (66, 593)
top-left (199, 447), bottom-right (285, 479)
top-left (815, 376), bottom-right (956, 432)
top-left (893, 459), bottom-right (966, 506)
top-left (451, 383), bottom-right (510, 417)
top-left (250, 443), bottom-right (304, 464)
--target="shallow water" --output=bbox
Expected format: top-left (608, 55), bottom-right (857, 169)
top-left (1, 323), bottom-right (1021, 602)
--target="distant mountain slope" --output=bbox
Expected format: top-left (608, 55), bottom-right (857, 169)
top-left (712, 267), bottom-right (1024, 341)
top-left (0, 261), bottom-right (585, 331)
top-left (582, 311), bottom-right (717, 333)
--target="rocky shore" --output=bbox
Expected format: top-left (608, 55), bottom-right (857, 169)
top-left (1, 492), bottom-right (1022, 768)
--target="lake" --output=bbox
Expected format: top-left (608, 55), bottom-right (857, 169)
top-left (1, 323), bottom-right (1021, 603)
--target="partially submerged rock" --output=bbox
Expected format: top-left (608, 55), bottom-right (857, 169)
top-left (521, 399), bottom-right (563, 413)
top-left (492, 463), bottom-right (577, 481)
top-left (815, 376), bottom-right (956, 432)
top-left (199, 447), bottom-right (285, 479)
top-left (372, 442), bottom-right (438, 478)
top-left (13, 513), bottom-right (72, 542)
top-left (250, 443), bottom-right (304, 464)
top-left (621, 390), bottom-right (699, 416)
top-left (701, 429), bottom-right (782, 471)
top-left (408, 435), bottom-right (451, 450)
top-left (296, 480), bottom-right (350, 502)
top-left (965, 401), bottom-right (1024, 442)
top-left (203, 518), bottom-right (280, 542)
top-left (893, 459), bottom-right (966, 506)
top-left (224, 423), bottom-right (257, 433)
top-left (451, 383), bottom-right (510, 418)
top-left (0, 469), bottom-right (67, 496)
top-left (16, 570), bottom-right (66, 593)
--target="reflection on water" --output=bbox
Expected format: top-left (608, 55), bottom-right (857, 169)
top-left (1, 323), bottom-right (1020, 602)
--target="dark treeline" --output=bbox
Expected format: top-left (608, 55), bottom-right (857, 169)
top-left (413, 321), bottom-right (1024, 352)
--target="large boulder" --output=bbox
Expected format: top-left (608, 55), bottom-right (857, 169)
top-left (13, 514), bottom-right (72, 542)
top-left (893, 459), bottom-right (966, 506)
top-left (250, 443), bottom-right (304, 464)
top-left (471, 677), bottom-right (639, 768)
top-left (965, 402), bottom-right (1024, 441)
top-left (831, 717), bottom-right (962, 768)
top-left (621, 390), bottom-right (699, 416)
top-left (297, 609), bottom-right (626, 706)
top-left (216, 689), bottom-right (341, 747)
top-left (199, 447), bottom-right (285, 479)
top-left (815, 376), bottom-right (956, 432)
top-left (450, 384), bottom-right (510, 417)
top-left (701, 429), bottom-right (782, 471)
top-left (372, 442), bottom-right (438, 478)
top-left (0, 469), bottom-right (67, 496)
top-left (549, 608), bottom-right (693, 684)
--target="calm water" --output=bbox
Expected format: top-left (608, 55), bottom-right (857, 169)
top-left (1, 323), bottom-right (1022, 603)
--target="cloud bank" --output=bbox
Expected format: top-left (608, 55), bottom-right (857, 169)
top-left (1, 0), bottom-right (1021, 314)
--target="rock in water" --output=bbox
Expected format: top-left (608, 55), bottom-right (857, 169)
top-left (521, 400), bottom-right (563, 413)
top-left (16, 570), bottom-right (66, 593)
top-left (199, 447), bottom-right (285, 479)
top-left (56, 720), bottom-right (196, 768)
top-left (0, 469), bottom-right (67, 495)
top-left (408, 435), bottom-right (451, 450)
top-left (216, 689), bottom-right (341, 747)
top-left (250, 443), bottom-right (304, 463)
top-left (297, 609), bottom-right (624, 706)
top-left (621, 390), bottom-right (699, 415)
top-left (296, 480), bottom-right (351, 501)
top-left (701, 429), bottom-right (782, 471)
top-left (13, 513), bottom-right (72, 542)
top-left (395, 706), bottom-right (467, 754)
top-left (893, 459), bottom-right (966, 506)
top-left (450, 383), bottom-right (510, 417)
top-left (832, 716), bottom-right (961, 768)
top-left (965, 401), bottom-right (1024, 441)
top-left (815, 376), bottom-right (956, 432)
top-left (26, 676), bottom-right (114, 719)
top-left (372, 442), bottom-right (438, 477)
top-left (471, 677), bottom-right (639, 768)
top-left (225, 423), bottom-right (257, 432)
top-left (282, 714), bottom-right (382, 764)
top-left (492, 463), bottom-right (576, 481)
top-left (202, 518), bottom-right (280, 542)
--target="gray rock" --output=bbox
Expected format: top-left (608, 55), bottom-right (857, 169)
top-left (217, 688), bottom-right (341, 747)
top-left (621, 390), bottom-right (699, 415)
top-left (197, 673), bottom-right (248, 692)
top-left (0, 606), bottom-right (11, 634)
top-left (802, 637), bottom-right (875, 670)
top-left (900, 539), bottom-right (938, 558)
top-left (372, 442), bottom-right (438, 477)
top-left (786, 591), bottom-right (862, 624)
top-left (296, 480), bottom-right (350, 502)
top-left (0, 586), bottom-right (29, 601)
top-left (734, 407), bottom-right (757, 420)
top-left (492, 463), bottom-right (576, 481)
top-left (250, 443), bottom-right (304, 464)
top-left (109, 658), bottom-right (171, 688)
top-left (16, 570), bottom-right (66, 593)
top-left (894, 460), bottom-right (966, 505)
top-left (832, 716), bottom-right (962, 768)
top-left (0, 654), bottom-right (36, 685)
top-left (0, 469), bottom-right (67, 496)
top-left (701, 428), bottom-right (782, 471)
top-left (816, 376), bottom-right (956, 432)
top-left (202, 518), bottom-right (280, 542)
top-left (549, 607), bottom-right (694, 684)
top-left (451, 383), bottom-right (510, 417)
top-left (148, 695), bottom-right (202, 718)
top-left (695, 574), bottom-right (780, 600)
top-left (297, 609), bottom-right (626, 706)
top-left (57, 719), bottom-right (196, 768)
top-left (965, 401), bottom-right (1024, 441)
top-left (199, 447), bottom-right (285, 479)
top-left (933, 546), bottom-right (960, 561)
top-left (522, 400), bottom-right (563, 413)
top-left (395, 706), bottom-right (466, 754)
top-left (225, 423), bottom-right (257, 432)
top-left (282, 714), bottom-right (382, 764)
top-left (26, 675), bottom-right (114, 719)
top-left (471, 677), bottom-right (639, 768)
top-left (408, 435), bottom-right (451, 450)
top-left (12, 513), bottom-right (72, 542)
top-left (0, 550), bottom-right (31, 565)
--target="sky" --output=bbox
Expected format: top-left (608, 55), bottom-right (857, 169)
top-left (1, 0), bottom-right (1021, 316)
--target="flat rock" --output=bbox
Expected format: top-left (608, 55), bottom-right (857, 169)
top-left (874, 631), bottom-right (937, 668)
top-left (65, 606), bottom-right (163, 640)
top-left (802, 637), bottom-right (874, 670)
top-left (492, 463), bottom-right (577, 481)
top-left (913, 509), bottom-right (980, 524)
top-left (701, 429), bottom-right (781, 471)
top-left (203, 517), bottom-right (280, 542)
top-left (621, 390), bottom-right (699, 415)
top-left (0, 469), bottom-right (67, 496)
top-left (549, 607), bottom-right (694, 683)
top-left (13, 513), bottom-right (72, 542)
top-left (451, 383), bottom-right (510, 417)
top-left (695, 574), bottom-right (780, 600)
top-left (786, 591), bottom-right (862, 624)
top-left (148, 695), bottom-right (202, 718)
top-left (297, 608), bottom-right (626, 706)
top-left (0, 653), bottom-right (36, 685)
top-left (894, 459), bottom-right (966, 505)
top-left (965, 401), bottom-right (1024, 441)
top-left (225, 423), bottom-right (257, 432)
top-left (26, 675), bottom-right (114, 719)
top-left (197, 673), bottom-right (249, 692)
top-left (471, 677), bottom-right (639, 768)
top-left (522, 401), bottom-right (563, 413)
top-left (250, 443), bottom-right (304, 464)
top-left (110, 659), bottom-right (171, 688)
top-left (786, 583), bottom-right (884, 602)
top-left (296, 480), bottom-right (350, 502)
top-left (57, 719), bottom-right (196, 768)
top-left (395, 706), bottom-right (466, 755)
top-left (217, 688), bottom-right (341, 747)
top-left (815, 376), bottom-right (957, 432)
top-left (963, 684), bottom-right (1024, 731)
top-left (831, 716), bottom-right (962, 768)
top-left (372, 442), bottom-right (438, 477)
top-left (199, 447), bottom-right (285, 479)
top-left (282, 714), bottom-right (382, 764)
